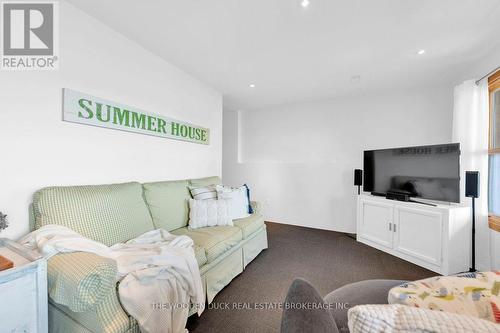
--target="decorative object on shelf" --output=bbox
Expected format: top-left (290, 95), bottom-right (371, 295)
top-left (0, 212), bottom-right (8, 232)
top-left (0, 255), bottom-right (13, 271)
top-left (465, 171), bottom-right (480, 272)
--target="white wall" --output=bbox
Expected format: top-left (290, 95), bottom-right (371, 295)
top-left (0, 2), bottom-right (222, 240)
top-left (223, 86), bottom-right (453, 232)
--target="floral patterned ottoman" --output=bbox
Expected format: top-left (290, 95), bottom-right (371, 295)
top-left (388, 271), bottom-right (500, 323)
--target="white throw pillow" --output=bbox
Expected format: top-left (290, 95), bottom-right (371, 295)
top-left (188, 198), bottom-right (233, 229)
top-left (216, 185), bottom-right (250, 220)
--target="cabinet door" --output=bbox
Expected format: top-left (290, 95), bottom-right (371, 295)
top-left (393, 207), bottom-right (442, 266)
top-left (358, 200), bottom-right (393, 249)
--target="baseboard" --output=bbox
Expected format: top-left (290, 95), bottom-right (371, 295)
top-left (264, 220), bottom-right (355, 234)
top-left (345, 233), bottom-right (357, 240)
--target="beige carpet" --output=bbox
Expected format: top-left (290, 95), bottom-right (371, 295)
top-left (186, 222), bottom-right (435, 332)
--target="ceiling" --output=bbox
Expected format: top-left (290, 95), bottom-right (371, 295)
top-left (68, 0), bottom-right (500, 111)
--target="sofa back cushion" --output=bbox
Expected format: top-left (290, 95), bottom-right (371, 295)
top-left (142, 179), bottom-right (191, 231)
top-left (189, 176), bottom-right (222, 187)
top-left (33, 182), bottom-right (154, 246)
top-left (142, 177), bottom-right (222, 231)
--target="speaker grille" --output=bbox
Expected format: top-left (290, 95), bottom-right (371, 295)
top-left (465, 171), bottom-right (479, 198)
top-left (354, 169), bottom-right (363, 186)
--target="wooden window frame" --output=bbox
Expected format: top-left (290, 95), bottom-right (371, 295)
top-left (488, 70), bottom-right (500, 232)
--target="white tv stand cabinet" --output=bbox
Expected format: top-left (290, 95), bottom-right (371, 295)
top-left (356, 194), bottom-right (470, 275)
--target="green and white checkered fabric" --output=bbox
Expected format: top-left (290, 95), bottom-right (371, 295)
top-left (142, 180), bottom-right (191, 231)
top-left (233, 213), bottom-right (265, 239)
top-left (193, 244), bottom-right (208, 267)
top-left (52, 290), bottom-right (134, 333)
top-left (47, 251), bottom-right (136, 333)
top-left (33, 182), bottom-right (155, 246)
top-left (48, 252), bottom-right (117, 313)
top-left (172, 226), bottom-right (243, 263)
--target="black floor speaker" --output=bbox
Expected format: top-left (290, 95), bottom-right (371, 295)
top-left (354, 169), bottom-right (362, 195)
top-left (465, 171), bottom-right (479, 272)
top-left (465, 171), bottom-right (479, 198)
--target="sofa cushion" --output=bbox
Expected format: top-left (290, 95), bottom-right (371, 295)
top-left (171, 226), bottom-right (242, 263)
top-left (233, 213), bottom-right (265, 238)
top-left (194, 245), bottom-right (208, 267)
top-left (33, 182), bottom-right (154, 246)
top-left (189, 176), bottom-right (222, 187)
top-left (142, 180), bottom-right (191, 231)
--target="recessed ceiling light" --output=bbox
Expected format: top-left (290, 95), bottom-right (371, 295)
top-left (301, 0), bottom-right (310, 8)
top-left (249, 84), bottom-right (256, 88)
top-left (417, 49), bottom-right (426, 55)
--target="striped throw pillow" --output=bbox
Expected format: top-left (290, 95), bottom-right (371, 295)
top-left (188, 185), bottom-right (217, 200)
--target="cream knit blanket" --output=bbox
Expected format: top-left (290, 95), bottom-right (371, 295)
top-left (20, 225), bottom-right (204, 333)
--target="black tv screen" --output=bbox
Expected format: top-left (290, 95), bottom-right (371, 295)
top-left (363, 143), bottom-right (460, 203)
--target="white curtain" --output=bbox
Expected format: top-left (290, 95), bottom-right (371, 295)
top-left (452, 79), bottom-right (490, 271)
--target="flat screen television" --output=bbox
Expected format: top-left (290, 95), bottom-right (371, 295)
top-left (363, 143), bottom-right (460, 203)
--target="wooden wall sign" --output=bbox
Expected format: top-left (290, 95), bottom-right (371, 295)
top-left (63, 88), bottom-right (210, 145)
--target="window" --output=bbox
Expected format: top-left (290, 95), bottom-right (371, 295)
top-left (488, 70), bottom-right (500, 231)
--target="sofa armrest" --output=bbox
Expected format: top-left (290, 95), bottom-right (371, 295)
top-left (251, 201), bottom-right (263, 215)
top-left (47, 252), bottom-right (117, 312)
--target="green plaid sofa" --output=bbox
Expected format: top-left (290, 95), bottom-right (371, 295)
top-left (29, 176), bottom-right (268, 333)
